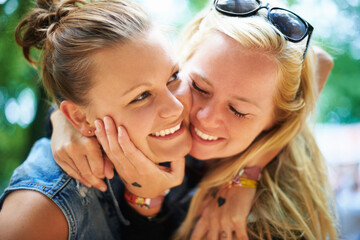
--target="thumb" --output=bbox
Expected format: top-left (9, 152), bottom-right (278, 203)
top-left (104, 156), bottom-right (114, 179)
top-left (167, 158), bottom-right (185, 185)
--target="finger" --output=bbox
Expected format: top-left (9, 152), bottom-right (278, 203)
top-left (190, 218), bottom-right (208, 240)
top-left (117, 126), bottom-right (153, 171)
top-left (233, 219), bottom-right (249, 240)
top-left (53, 147), bottom-right (78, 172)
top-left (59, 160), bottom-right (92, 187)
top-left (167, 158), bottom-right (185, 187)
top-left (86, 139), bottom-right (106, 179)
top-left (104, 156), bottom-right (114, 179)
top-left (103, 117), bottom-right (133, 170)
top-left (95, 119), bottom-right (112, 158)
top-left (56, 151), bottom-right (88, 183)
top-left (207, 216), bottom-right (220, 240)
top-left (72, 153), bottom-right (107, 192)
top-left (219, 228), bottom-right (232, 240)
top-left (220, 218), bottom-right (233, 240)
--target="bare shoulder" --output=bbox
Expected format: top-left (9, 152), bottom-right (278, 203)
top-left (0, 190), bottom-right (68, 240)
top-left (313, 46), bottom-right (334, 69)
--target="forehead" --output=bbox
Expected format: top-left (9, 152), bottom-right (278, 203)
top-left (187, 32), bottom-right (278, 109)
top-left (88, 29), bottom-right (176, 101)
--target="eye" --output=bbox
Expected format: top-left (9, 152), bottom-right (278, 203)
top-left (130, 91), bottom-right (151, 104)
top-left (192, 81), bottom-right (208, 95)
top-left (167, 71), bottom-right (179, 85)
top-left (229, 105), bottom-right (248, 119)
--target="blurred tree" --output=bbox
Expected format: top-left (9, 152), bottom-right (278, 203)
top-left (0, 0), bottom-right (47, 192)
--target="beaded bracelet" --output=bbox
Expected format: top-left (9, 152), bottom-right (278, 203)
top-left (124, 188), bottom-right (166, 209)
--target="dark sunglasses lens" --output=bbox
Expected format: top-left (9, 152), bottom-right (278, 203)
top-left (216, 0), bottom-right (260, 14)
top-left (269, 9), bottom-right (307, 41)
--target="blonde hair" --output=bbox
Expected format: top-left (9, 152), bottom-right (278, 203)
top-left (175, 9), bottom-right (338, 240)
top-left (15, 0), bottom-right (151, 106)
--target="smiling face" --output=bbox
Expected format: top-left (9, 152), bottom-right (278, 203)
top-left (181, 32), bottom-right (279, 160)
top-left (84, 29), bottom-right (192, 163)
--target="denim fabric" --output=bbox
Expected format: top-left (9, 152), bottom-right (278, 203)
top-left (0, 138), bottom-right (124, 240)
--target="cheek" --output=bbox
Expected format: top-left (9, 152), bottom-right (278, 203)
top-left (227, 118), bottom-right (265, 148)
top-left (118, 107), bottom-right (156, 145)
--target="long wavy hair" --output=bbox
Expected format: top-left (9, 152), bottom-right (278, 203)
top-left (175, 8), bottom-right (338, 240)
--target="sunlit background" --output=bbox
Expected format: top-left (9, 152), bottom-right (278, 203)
top-left (0, 0), bottom-right (359, 238)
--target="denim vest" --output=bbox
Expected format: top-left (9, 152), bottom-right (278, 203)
top-left (0, 138), bottom-right (128, 240)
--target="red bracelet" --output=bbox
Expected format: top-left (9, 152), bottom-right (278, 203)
top-left (124, 188), bottom-right (165, 209)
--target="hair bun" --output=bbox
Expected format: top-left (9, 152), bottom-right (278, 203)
top-left (15, 0), bottom-right (86, 63)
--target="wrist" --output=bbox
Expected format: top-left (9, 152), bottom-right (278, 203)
top-left (240, 166), bottom-right (262, 181)
top-left (227, 166), bottom-right (262, 189)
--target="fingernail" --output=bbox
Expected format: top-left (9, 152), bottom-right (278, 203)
top-left (105, 168), bottom-right (114, 179)
top-left (100, 185), bottom-right (107, 192)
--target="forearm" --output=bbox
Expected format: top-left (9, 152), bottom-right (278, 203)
top-left (245, 148), bottom-right (281, 168)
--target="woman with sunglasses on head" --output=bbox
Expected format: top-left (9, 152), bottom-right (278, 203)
top-left (173, 0), bottom-right (337, 239)
top-left (50, 0), bottom-right (337, 240)
top-left (0, 0), bottom-right (195, 239)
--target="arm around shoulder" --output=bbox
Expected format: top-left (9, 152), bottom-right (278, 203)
top-left (0, 190), bottom-right (68, 240)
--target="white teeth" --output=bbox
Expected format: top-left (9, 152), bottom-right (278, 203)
top-left (194, 128), bottom-right (219, 141)
top-left (152, 123), bottom-right (181, 137)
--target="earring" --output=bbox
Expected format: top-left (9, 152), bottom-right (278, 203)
top-left (88, 130), bottom-right (92, 134)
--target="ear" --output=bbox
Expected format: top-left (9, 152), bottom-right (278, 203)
top-left (60, 100), bottom-right (95, 137)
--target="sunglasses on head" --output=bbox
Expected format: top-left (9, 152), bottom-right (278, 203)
top-left (213, 0), bottom-right (314, 59)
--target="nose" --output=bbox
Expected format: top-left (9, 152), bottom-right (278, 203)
top-left (196, 101), bottom-right (221, 129)
top-left (158, 91), bottom-right (184, 119)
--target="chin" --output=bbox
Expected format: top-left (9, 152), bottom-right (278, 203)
top-left (189, 148), bottom-right (214, 161)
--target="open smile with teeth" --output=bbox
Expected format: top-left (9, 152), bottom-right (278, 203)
top-left (194, 127), bottom-right (219, 141)
top-left (151, 123), bottom-right (181, 137)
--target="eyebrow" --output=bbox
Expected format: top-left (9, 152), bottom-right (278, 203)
top-left (193, 71), bottom-right (260, 109)
top-left (192, 71), bottom-right (213, 87)
top-left (123, 82), bottom-right (152, 97)
top-left (234, 96), bottom-right (260, 109)
top-left (170, 63), bottom-right (179, 75)
top-left (123, 63), bottom-right (179, 97)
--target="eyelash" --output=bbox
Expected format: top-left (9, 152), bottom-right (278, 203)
top-left (192, 81), bottom-right (208, 95)
top-left (229, 105), bottom-right (247, 119)
top-left (192, 80), bottom-right (247, 119)
top-left (167, 71), bottom-right (179, 85)
top-left (130, 91), bottom-right (151, 104)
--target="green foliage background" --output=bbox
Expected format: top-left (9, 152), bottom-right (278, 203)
top-left (0, 0), bottom-right (359, 193)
